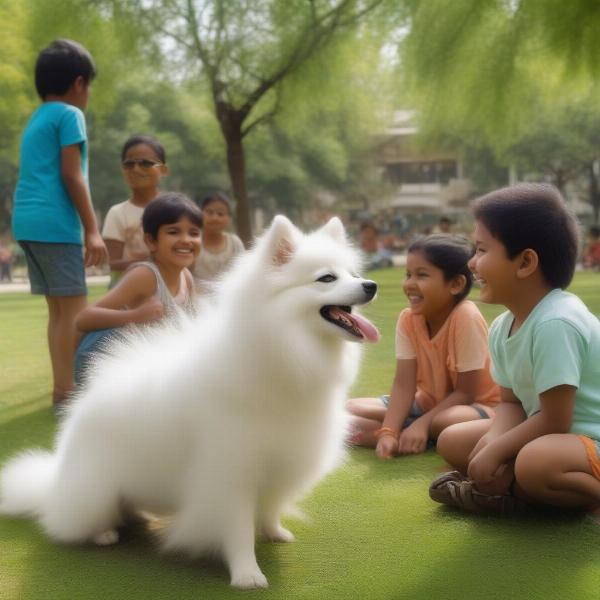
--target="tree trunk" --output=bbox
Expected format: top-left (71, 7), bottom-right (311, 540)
top-left (215, 102), bottom-right (253, 247)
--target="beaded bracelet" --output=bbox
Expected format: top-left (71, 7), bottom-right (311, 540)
top-left (374, 427), bottom-right (398, 440)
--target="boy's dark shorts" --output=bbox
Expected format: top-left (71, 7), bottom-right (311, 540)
top-left (19, 241), bottom-right (87, 296)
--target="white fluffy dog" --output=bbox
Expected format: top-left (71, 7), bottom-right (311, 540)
top-left (0, 215), bottom-right (379, 589)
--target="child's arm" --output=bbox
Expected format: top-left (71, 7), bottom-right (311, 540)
top-left (468, 384), bottom-right (575, 484)
top-left (399, 368), bottom-right (484, 451)
top-left (75, 266), bottom-right (163, 332)
top-left (376, 359), bottom-right (417, 459)
top-left (105, 239), bottom-right (149, 272)
top-left (61, 144), bottom-right (107, 267)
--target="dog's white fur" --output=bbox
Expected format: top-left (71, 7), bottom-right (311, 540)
top-left (0, 216), bottom-right (377, 589)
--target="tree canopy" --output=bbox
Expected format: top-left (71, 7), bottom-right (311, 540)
top-left (0, 0), bottom-right (398, 240)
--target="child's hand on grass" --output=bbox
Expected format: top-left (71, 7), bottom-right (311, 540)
top-left (376, 434), bottom-right (398, 459)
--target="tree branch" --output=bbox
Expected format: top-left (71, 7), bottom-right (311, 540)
top-left (237, 0), bottom-right (384, 120)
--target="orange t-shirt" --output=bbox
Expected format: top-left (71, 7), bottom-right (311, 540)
top-left (395, 300), bottom-right (500, 411)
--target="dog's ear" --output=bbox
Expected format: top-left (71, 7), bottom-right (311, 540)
top-left (320, 217), bottom-right (346, 243)
top-left (266, 215), bottom-right (299, 266)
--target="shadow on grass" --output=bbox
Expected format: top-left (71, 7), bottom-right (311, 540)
top-left (0, 409), bottom-right (285, 599)
top-left (8, 515), bottom-right (285, 600)
top-left (336, 446), bottom-right (600, 599)
top-left (0, 400), bottom-right (55, 457)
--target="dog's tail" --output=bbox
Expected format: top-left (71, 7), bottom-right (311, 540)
top-left (0, 450), bottom-right (56, 517)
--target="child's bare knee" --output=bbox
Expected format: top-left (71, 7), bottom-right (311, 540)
top-left (436, 424), bottom-right (461, 462)
top-left (515, 441), bottom-right (548, 491)
top-left (430, 410), bottom-right (455, 438)
top-left (345, 398), bottom-right (361, 414)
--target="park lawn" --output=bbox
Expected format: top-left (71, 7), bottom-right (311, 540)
top-left (2, 271), bottom-right (600, 599)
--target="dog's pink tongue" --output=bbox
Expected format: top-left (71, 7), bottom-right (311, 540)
top-left (350, 312), bottom-right (380, 343)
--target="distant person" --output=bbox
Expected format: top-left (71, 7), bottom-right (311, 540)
top-left (191, 192), bottom-right (244, 293)
top-left (102, 135), bottom-right (169, 288)
top-left (74, 193), bottom-right (201, 386)
top-left (358, 221), bottom-right (393, 270)
top-left (583, 225), bottom-right (600, 270)
top-left (433, 216), bottom-right (452, 234)
top-left (11, 39), bottom-right (107, 412)
top-left (0, 243), bottom-right (13, 282)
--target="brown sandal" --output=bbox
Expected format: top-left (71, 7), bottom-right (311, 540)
top-left (429, 471), bottom-right (469, 504)
top-left (434, 479), bottom-right (532, 516)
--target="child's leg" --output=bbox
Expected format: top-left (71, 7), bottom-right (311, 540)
top-left (436, 419), bottom-right (491, 473)
top-left (345, 397), bottom-right (387, 447)
top-left (515, 434), bottom-right (600, 509)
top-left (430, 403), bottom-right (493, 439)
top-left (46, 295), bottom-right (87, 404)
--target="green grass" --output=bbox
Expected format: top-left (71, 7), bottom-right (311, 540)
top-left (2, 272), bottom-right (600, 599)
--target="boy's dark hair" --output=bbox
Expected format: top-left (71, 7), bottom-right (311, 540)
top-left (473, 183), bottom-right (579, 289)
top-left (408, 234), bottom-right (474, 303)
top-left (200, 192), bottom-right (232, 214)
top-left (589, 225), bottom-right (600, 239)
top-left (35, 39), bottom-right (96, 99)
top-left (121, 135), bottom-right (166, 164)
top-left (142, 192), bottom-right (202, 240)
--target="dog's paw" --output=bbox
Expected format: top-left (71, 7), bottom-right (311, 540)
top-left (264, 525), bottom-right (295, 543)
top-left (230, 569), bottom-right (269, 589)
top-left (92, 529), bottom-right (119, 546)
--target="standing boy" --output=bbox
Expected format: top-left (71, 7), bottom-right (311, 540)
top-left (12, 39), bottom-right (107, 411)
top-left (429, 183), bottom-right (600, 514)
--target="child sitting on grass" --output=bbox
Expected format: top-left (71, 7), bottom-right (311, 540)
top-left (74, 192), bottom-right (201, 385)
top-left (347, 234), bottom-right (499, 459)
top-left (430, 183), bottom-right (600, 515)
top-left (192, 192), bottom-right (244, 293)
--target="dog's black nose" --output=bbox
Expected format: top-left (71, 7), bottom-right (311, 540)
top-left (362, 281), bottom-right (377, 300)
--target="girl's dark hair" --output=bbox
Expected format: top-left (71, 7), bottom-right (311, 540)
top-left (121, 134), bottom-right (166, 163)
top-left (408, 234), bottom-right (474, 303)
top-left (142, 192), bottom-right (202, 240)
top-left (35, 39), bottom-right (96, 99)
top-left (473, 183), bottom-right (579, 289)
top-left (200, 192), bottom-right (232, 214)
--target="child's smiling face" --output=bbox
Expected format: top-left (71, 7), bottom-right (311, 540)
top-left (403, 251), bottom-right (460, 319)
top-left (469, 220), bottom-right (519, 304)
top-left (145, 216), bottom-right (201, 269)
top-left (121, 143), bottom-right (167, 194)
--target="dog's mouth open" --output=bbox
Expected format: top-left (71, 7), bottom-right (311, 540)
top-left (320, 306), bottom-right (380, 342)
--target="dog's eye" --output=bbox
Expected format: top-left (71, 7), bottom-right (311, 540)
top-left (316, 274), bottom-right (337, 283)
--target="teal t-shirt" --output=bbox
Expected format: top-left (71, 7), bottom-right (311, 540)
top-left (489, 289), bottom-right (600, 442)
top-left (12, 102), bottom-right (88, 244)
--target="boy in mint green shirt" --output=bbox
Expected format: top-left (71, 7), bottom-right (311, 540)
top-left (430, 183), bottom-right (600, 514)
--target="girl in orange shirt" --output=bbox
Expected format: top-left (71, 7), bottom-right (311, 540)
top-left (347, 234), bottom-right (499, 459)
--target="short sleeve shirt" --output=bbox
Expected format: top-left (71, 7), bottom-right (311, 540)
top-left (12, 102), bottom-right (88, 244)
top-left (192, 233), bottom-right (244, 291)
top-left (489, 289), bottom-right (600, 442)
top-left (102, 200), bottom-right (147, 260)
top-left (395, 300), bottom-right (500, 411)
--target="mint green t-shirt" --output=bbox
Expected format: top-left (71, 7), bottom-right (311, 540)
top-left (489, 289), bottom-right (600, 443)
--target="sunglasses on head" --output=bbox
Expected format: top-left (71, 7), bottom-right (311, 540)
top-left (122, 159), bottom-right (163, 170)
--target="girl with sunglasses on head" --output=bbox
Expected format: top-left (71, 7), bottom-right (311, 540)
top-left (102, 135), bottom-right (168, 287)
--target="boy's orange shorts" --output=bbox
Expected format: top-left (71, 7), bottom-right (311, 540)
top-left (578, 435), bottom-right (600, 480)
